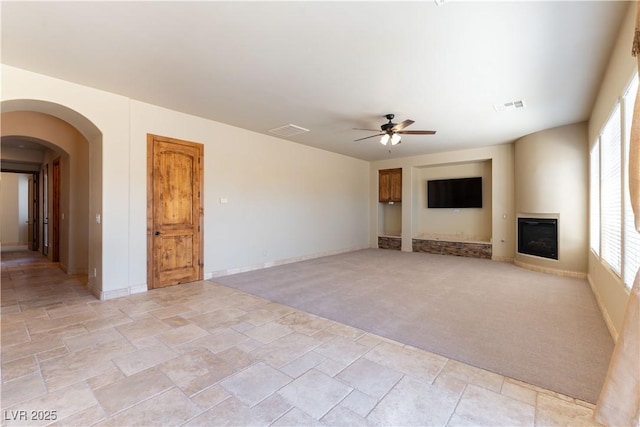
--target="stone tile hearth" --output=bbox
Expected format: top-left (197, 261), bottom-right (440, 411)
top-left (412, 238), bottom-right (492, 259)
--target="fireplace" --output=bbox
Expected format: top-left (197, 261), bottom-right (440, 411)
top-left (518, 217), bottom-right (558, 260)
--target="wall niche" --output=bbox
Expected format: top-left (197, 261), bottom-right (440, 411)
top-left (413, 160), bottom-right (492, 245)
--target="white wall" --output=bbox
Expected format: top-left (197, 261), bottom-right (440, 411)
top-left (371, 143), bottom-right (514, 259)
top-left (514, 122), bottom-right (588, 276)
top-left (587, 2), bottom-right (636, 338)
top-left (130, 101), bottom-right (370, 285)
top-left (1, 64), bottom-right (370, 298)
top-left (1, 173), bottom-right (22, 247)
top-left (379, 203), bottom-right (402, 237)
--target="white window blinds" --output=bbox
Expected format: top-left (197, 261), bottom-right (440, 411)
top-left (590, 141), bottom-right (600, 255)
top-left (601, 103), bottom-right (622, 276)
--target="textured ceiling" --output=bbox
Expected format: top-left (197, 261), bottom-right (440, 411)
top-left (0, 1), bottom-right (629, 161)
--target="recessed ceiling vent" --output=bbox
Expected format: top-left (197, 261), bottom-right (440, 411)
top-left (494, 100), bottom-right (525, 112)
top-left (268, 124), bottom-right (310, 137)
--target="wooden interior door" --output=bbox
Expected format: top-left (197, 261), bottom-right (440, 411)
top-left (51, 159), bottom-right (60, 262)
top-left (43, 164), bottom-right (49, 256)
top-left (147, 134), bottom-right (204, 289)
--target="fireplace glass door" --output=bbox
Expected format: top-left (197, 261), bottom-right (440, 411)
top-left (518, 218), bottom-right (558, 260)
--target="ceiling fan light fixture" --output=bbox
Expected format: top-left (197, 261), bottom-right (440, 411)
top-left (354, 113), bottom-right (435, 145)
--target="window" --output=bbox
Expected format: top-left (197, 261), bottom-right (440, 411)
top-left (592, 73), bottom-right (640, 290)
top-left (590, 141), bottom-right (600, 255)
top-left (600, 103), bottom-right (622, 275)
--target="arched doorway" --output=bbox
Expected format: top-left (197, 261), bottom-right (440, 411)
top-left (1, 100), bottom-right (103, 295)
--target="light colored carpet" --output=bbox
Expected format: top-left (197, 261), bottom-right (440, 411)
top-left (214, 248), bottom-right (613, 403)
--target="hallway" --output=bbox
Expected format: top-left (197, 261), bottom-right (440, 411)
top-left (1, 251), bottom-right (93, 314)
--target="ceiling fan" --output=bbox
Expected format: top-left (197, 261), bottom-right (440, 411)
top-left (354, 114), bottom-right (436, 147)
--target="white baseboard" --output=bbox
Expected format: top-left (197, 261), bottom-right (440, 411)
top-left (88, 282), bottom-right (102, 300)
top-left (93, 283), bottom-right (148, 301)
top-left (587, 274), bottom-right (619, 342)
top-left (209, 245), bottom-right (370, 278)
top-left (90, 247), bottom-right (370, 299)
top-left (492, 256), bottom-right (514, 263)
top-left (513, 259), bottom-right (587, 279)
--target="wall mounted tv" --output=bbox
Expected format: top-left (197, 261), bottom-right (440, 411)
top-left (427, 177), bottom-right (483, 208)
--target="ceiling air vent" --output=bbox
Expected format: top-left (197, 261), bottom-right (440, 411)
top-left (268, 124), bottom-right (310, 137)
top-left (494, 100), bottom-right (525, 112)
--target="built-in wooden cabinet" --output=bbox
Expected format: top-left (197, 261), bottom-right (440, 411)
top-left (379, 168), bottom-right (402, 203)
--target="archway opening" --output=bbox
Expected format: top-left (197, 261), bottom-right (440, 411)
top-left (1, 100), bottom-right (103, 297)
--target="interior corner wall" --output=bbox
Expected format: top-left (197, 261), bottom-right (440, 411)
top-left (587, 2), bottom-right (636, 337)
top-left (514, 122), bottom-right (588, 275)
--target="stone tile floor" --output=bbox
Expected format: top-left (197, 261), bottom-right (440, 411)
top-left (1, 251), bottom-right (602, 426)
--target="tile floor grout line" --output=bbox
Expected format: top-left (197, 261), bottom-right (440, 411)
top-left (80, 378), bottom-right (110, 427)
top-left (363, 373), bottom-right (408, 421)
top-left (445, 381), bottom-right (469, 426)
top-left (430, 355), bottom-right (451, 386)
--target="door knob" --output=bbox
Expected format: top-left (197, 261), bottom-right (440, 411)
top-left (155, 231), bottom-right (161, 236)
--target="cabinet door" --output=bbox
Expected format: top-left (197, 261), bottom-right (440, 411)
top-left (389, 169), bottom-right (402, 202)
top-left (379, 170), bottom-right (391, 202)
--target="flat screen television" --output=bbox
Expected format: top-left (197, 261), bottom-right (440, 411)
top-left (427, 177), bottom-right (482, 208)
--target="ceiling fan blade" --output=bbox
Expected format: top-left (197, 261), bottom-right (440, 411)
top-left (396, 130), bottom-right (437, 135)
top-left (391, 119), bottom-right (415, 131)
top-left (353, 128), bottom-right (381, 132)
top-left (354, 133), bottom-right (384, 142)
